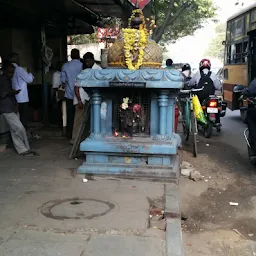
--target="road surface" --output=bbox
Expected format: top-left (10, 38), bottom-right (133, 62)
top-left (181, 109), bottom-right (256, 256)
top-left (214, 109), bottom-right (247, 158)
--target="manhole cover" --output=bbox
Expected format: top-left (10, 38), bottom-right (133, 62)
top-left (40, 198), bottom-right (115, 220)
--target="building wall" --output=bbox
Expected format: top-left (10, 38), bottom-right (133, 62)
top-left (0, 28), bottom-right (66, 132)
top-left (43, 37), bottom-right (66, 85)
top-left (12, 28), bottom-right (40, 83)
top-left (0, 28), bottom-right (66, 85)
top-left (0, 28), bottom-right (13, 61)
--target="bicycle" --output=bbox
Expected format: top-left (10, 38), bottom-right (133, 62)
top-left (178, 87), bottom-right (204, 157)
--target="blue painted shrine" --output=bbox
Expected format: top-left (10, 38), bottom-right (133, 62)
top-left (76, 68), bottom-right (183, 181)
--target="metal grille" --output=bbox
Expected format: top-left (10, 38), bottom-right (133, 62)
top-left (113, 90), bottom-right (150, 136)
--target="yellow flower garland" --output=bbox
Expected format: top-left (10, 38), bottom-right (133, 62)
top-left (122, 9), bottom-right (148, 70)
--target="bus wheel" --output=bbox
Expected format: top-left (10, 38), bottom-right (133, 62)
top-left (240, 109), bottom-right (247, 124)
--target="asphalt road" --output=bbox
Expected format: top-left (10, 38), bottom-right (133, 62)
top-left (181, 108), bottom-right (251, 172)
top-left (211, 109), bottom-right (248, 158)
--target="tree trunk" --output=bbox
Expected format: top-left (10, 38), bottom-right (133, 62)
top-left (152, 2), bottom-right (190, 43)
top-left (152, 0), bottom-right (174, 43)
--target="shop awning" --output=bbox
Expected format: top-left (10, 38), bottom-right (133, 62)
top-left (0, 0), bottom-right (133, 35)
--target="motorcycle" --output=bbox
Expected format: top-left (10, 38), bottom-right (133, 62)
top-left (243, 96), bottom-right (256, 165)
top-left (178, 77), bottom-right (227, 138)
top-left (200, 95), bottom-right (227, 138)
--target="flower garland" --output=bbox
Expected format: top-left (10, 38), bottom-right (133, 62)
top-left (122, 9), bottom-right (148, 70)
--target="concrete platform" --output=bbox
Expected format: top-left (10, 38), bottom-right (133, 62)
top-left (0, 138), bottom-right (183, 256)
top-left (79, 137), bottom-right (180, 182)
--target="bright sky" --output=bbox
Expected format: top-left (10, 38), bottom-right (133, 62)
top-left (166, 0), bottom-right (255, 69)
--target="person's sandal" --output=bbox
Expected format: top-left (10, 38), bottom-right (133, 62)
top-left (21, 150), bottom-right (40, 156)
top-left (30, 150), bottom-right (40, 156)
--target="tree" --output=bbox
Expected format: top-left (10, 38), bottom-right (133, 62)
top-left (69, 1), bottom-right (216, 45)
top-left (69, 33), bottom-right (98, 45)
top-left (204, 23), bottom-right (226, 60)
top-left (152, 0), bottom-right (217, 43)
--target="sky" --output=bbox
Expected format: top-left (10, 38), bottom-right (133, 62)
top-left (166, 0), bottom-right (256, 69)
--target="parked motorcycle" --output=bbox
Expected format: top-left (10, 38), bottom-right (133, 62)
top-left (201, 95), bottom-right (227, 138)
top-left (243, 96), bottom-right (256, 165)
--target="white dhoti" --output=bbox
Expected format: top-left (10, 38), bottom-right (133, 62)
top-left (2, 112), bottom-right (30, 154)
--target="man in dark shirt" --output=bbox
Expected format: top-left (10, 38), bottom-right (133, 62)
top-left (243, 78), bottom-right (256, 96)
top-left (0, 64), bottom-right (38, 156)
top-left (242, 77), bottom-right (256, 152)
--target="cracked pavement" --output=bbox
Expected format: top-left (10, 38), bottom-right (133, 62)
top-left (0, 138), bottom-right (166, 256)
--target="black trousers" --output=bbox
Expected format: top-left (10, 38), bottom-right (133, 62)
top-left (66, 98), bottom-right (75, 139)
top-left (50, 96), bottom-right (62, 125)
top-left (247, 108), bottom-right (256, 150)
top-left (18, 102), bottom-right (29, 129)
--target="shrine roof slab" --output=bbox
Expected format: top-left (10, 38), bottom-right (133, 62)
top-left (76, 69), bottom-right (183, 89)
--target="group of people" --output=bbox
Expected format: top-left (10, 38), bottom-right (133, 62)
top-left (1, 50), bottom-right (224, 156)
top-left (0, 48), bottom-right (100, 156)
top-left (0, 53), bottom-right (37, 156)
top-left (166, 58), bottom-right (222, 125)
top-left (56, 49), bottom-right (101, 144)
top-left (166, 58), bottom-right (222, 96)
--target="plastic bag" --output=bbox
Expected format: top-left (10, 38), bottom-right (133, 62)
top-left (192, 95), bottom-right (207, 124)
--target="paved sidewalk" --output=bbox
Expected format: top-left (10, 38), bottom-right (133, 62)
top-left (0, 138), bottom-right (168, 256)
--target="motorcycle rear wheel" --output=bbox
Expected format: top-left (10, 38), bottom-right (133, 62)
top-left (204, 122), bottom-right (213, 138)
top-left (240, 109), bottom-right (247, 124)
top-left (247, 146), bottom-right (256, 165)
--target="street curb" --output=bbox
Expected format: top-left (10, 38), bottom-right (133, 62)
top-left (165, 184), bottom-right (184, 256)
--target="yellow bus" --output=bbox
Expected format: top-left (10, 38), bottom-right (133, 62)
top-left (223, 2), bottom-right (256, 121)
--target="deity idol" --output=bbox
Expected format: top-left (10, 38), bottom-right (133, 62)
top-left (107, 9), bottom-right (163, 70)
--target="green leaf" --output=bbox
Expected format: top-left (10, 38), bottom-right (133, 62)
top-left (152, 0), bottom-right (217, 43)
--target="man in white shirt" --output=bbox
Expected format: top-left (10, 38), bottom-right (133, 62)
top-left (51, 62), bottom-right (64, 124)
top-left (0, 64), bottom-right (39, 156)
top-left (60, 49), bottom-right (83, 139)
top-left (71, 52), bottom-right (101, 144)
top-left (52, 62), bottom-right (62, 91)
top-left (9, 53), bottom-right (34, 129)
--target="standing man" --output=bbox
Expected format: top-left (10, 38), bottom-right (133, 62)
top-left (52, 61), bottom-right (63, 92)
top-left (60, 49), bottom-right (82, 139)
top-left (9, 53), bottom-right (34, 129)
top-left (51, 61), bottom-right (64, 125)
top-left (71, 52), bottom-right (101, 144)
top-left (166, 59), bottom-right (174, 69)
top-left (0, 63), bottom-right (38, 156)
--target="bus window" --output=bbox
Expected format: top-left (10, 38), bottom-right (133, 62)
top-left (235, 43), bottom-right (242, 63)
top-left (223, 68), bottom-right (228, 80)
top-left (243, 41), bottom-right (248, 63)
top-left (226, 41), bottom-right (248, 64)
top-left (231, 44), bottom-right (236, 63)
top-left (226, 45), bottom-right (232, 63)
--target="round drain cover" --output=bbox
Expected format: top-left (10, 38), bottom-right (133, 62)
top-left (40, 198), bottom-right (115, 220)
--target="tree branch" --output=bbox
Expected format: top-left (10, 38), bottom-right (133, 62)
top-left (166, 4), bottom-right (189, 26)
top-left (154, 0), bottom-right (175, 38)
top-left (154, 0), bottom-right (158, 25)
top-left (153, 2), bottom-right (191, 43)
